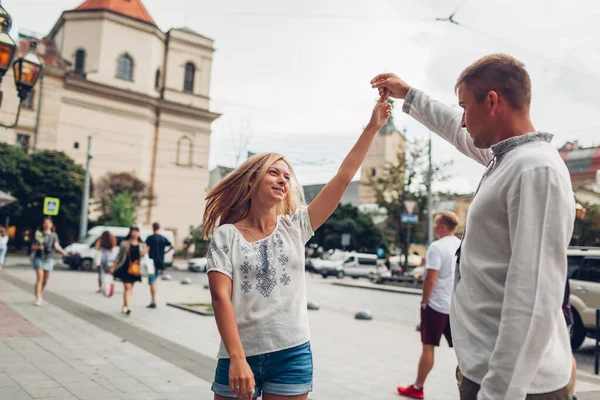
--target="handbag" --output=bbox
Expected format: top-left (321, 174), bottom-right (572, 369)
top-left (102, 275), bottom-right (114, 297)
top-left (142, 254), bottom-right (155, 277)
top-left (127, 246), bottom-right (141, 277)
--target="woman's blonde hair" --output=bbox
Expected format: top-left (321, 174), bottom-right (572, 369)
top-left (201, 152), bottom-right (305, 239)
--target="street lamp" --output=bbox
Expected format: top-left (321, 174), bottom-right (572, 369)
top-left (0, 1), bottom-right (44, 129)
top-left (0, 2), bottom-right (16, 93)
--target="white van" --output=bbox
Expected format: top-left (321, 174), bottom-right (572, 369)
top-left (342, 252), bottom-right (385, 279)
top-left (63, 226), bottom-right (175, 270)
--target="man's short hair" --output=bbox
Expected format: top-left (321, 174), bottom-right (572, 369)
top-left (436, 211), bottom-right (459, 232)
top-left (455, 53), bottom-right (531, 110)
top-left (152, 222), bottom-right (160, 231)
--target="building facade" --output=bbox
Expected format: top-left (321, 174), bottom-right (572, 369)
top-left (0, 0), bottom-right (220, 244)
top-left (358, 100), bottom-right (406, 205)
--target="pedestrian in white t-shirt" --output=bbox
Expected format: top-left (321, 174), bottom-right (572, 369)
top-left (397, 211), bottom-right (461, 399)
top-left (202, 100), bottom-right (392, 400)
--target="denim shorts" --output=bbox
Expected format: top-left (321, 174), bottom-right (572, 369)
top-left (212, 341), bottom-right (313, 398)
top-left (33, 257), bottom-right (54, 271)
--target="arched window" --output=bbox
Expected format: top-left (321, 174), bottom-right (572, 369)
top-left (177, 136), bottom-right (193, 166)
top-left (74, 49), bottom-right (85, 74)
top-left (183, 62), bottom-right (195, 93)
top-left (116, 54), bottom-right (134, 81)
top-left (154, 68), bottom-right (161, 90)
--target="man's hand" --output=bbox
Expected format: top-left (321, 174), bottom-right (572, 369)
top-left (370, 73), bottom-right (411, 101)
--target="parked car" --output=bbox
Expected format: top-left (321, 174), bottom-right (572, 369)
top-left (318, 251), bottom-right (347, 278)
top-left (568, 247), bottom-right (600, 350)
top-left (342, 252), bottom-right (383, 279)
top-left (63, 226), bottom-right (175, 270)
top-left (188, 257), bottom-right (208, 273)
top-left (404, 266), bottom-right (426, 284)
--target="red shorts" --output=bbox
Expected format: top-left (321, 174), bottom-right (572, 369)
top-left (420, 305), bottom-right (453, 347)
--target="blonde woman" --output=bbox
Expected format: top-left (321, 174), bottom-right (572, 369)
top-left (203, 99), bottom-right (392, 400)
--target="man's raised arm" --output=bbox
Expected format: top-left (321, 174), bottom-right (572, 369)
top-left (371, 73), bottom-right (492, 166)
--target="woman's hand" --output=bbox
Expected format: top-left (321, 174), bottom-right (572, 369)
top-left (108, 264), bottom-right (116, 275)
top-left (368, 99), bottom-right (393, 131)
top-left (229, 357), bottom-right (255, 399)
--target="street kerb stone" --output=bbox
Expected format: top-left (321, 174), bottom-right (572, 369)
top-left (167, 302), bottom-right (214, 316)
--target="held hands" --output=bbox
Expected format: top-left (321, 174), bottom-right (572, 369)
top-left (368, 98), bottom-right (392, 130)
top-left (370, 73), bottom-right (411, 101)
top-left (229, 357), bottom-right (255, 399)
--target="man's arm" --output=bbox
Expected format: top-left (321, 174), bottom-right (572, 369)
top-left (421, 245), bottom-right (441, 308)
top-left (478, 167), bottom-right (575, 399)
top-left (371, 73), bottom-right (492, 166)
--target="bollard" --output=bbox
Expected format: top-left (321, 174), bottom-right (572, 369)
top-left (355, 310), bottom-right (373, 321)
top-left (594, 310), bottom-right (600, 375)
top-left (307, 301), bottom-right (320, 311)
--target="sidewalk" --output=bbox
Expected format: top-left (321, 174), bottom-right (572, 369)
top-left (2, 265), bottom-right (600, 399)
top-left (0, 273), bottom-right (212, 400)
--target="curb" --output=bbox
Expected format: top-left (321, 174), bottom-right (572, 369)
top-left (166, 302), bottom-right (214, 316)
top-left (329, 281), bottom-right (422, 296)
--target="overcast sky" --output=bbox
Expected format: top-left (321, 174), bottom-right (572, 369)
top-left (8, 0), bottom-right (600, 192)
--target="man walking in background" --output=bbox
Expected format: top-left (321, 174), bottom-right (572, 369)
top-left (145, 222), bottom-right (173, 309)
top-left (397, 211), bottom-right (461, 399)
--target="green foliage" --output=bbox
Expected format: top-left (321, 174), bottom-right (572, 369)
top-left (96, 171), bottom-right (153, 223)
top-left (365, 138), bottom-right (451, 247)
top-left (309, 203), bottom-right (385, 253)
top-left (0, 144), bottom-right (88, 245)
top-left (572, 202), bottom-right (600, 247)
top-left (104, 191), bottom-right (138, 227)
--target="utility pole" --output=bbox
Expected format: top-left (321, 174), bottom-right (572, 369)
top-left (79, 135), bottom-right (92, 241)
top-left (427, 131), bottom-right (434, 245)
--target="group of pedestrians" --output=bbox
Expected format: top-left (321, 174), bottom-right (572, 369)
top-left (203, 53), bottom-right (578, 400)
top-left (26, 219), bottom-right (173, 315)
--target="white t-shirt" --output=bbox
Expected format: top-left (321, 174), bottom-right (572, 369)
top-left (425, 235), bottom-right (460, 315)
top-left (207, 206), bottom-right (314, 359)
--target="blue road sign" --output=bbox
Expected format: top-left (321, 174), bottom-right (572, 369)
top-left (401, 214), bottom-right (418, 224)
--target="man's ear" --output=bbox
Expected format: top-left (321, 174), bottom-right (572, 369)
top-left (488, 90), bottom-right (499, 115)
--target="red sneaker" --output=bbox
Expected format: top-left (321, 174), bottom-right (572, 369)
top-left (397, 384), bottom-right (424, 399)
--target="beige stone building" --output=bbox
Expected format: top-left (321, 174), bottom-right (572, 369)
top-left (0, 0), bottom-right (220, 245)
top-left (358, 100), bottom-right (406, 205)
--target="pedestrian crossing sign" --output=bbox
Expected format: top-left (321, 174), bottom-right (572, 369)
top-left (43, 197), bottom-right (60, 216)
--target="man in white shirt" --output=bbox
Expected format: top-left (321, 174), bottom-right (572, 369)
top-left (398, 211), bottom-right (461, 399)
top-left (372, 54), bottom-right (575, 399)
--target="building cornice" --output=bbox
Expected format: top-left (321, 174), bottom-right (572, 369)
top-left (64, 74), bottom-right (221, 122)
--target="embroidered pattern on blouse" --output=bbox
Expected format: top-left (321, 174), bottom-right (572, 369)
top-left (491, 132), bottom-right (553, 161)
top-left (255, 241), bottom-right (277, 297)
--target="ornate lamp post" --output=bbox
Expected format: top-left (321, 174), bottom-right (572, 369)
top-left (0, 0), bottom-right (44, 128)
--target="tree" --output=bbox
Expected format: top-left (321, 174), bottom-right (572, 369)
top-left (104, 191), bottom-right (138, 227)
top-left (308, 203), bottom-right (385, 253)
top-left (95, 172), bottom-right (153, 223)
top-left (572, 202), bottom-right (600, 247)
top-left (0, 144), bottom-right (88, 246)
top-left (365, 138), bottom-right (451, 250)
top-left (186, 224), bottom-right (210, 257)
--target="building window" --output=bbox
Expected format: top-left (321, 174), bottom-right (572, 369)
top-left (155, 68), bottom-right (161, 90)
top-left (116, 54), bottom-right (134, 81)
top-left (75, 49), bottom-right (85, 74)
top-left (371, 168), bottom-right (377, 177)
top-left (22, 90), bottom-right (34, 110)
top-left (177, 136), bottom-right (193, 166)
top-left (16, 134), bottom-right (30, 152)
top-left (183, 62), bottom-right (195, 93)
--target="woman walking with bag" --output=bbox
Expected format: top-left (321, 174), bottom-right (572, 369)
top-left (31, 217), bottom-right (67, 306)
top-left (202, 99), bottom-right (391, 399)
top-left (109, 227), bottom-right (146, 315)
top-left (95, 231), bottom-right (117, 293)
